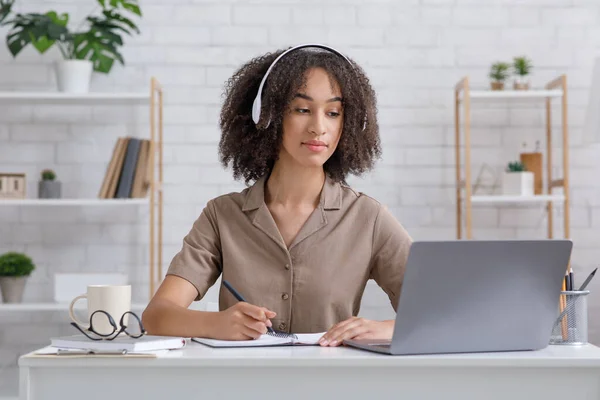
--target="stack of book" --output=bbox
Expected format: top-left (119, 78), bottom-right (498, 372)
top-left (98, 137), bottom-right (152, 199)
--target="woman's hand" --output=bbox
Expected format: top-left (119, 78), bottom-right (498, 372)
top-left (318, 317), bottom-right (394, 347)
top-left (211, 302), bottom-right (276, 341)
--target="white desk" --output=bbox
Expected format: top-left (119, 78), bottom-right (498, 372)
top-left (19, 343), bottom-right (600, 400)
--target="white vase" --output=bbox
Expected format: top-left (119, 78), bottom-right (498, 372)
top-left (54, 60), bottom-right (93, 93)
top-left (502, 171), bottom-right (534, 196)
top-left (513, 75), bottom-right (530, 90)
top-left (0, 276), bottom-right (28, 303)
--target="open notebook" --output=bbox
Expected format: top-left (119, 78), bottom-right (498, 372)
top-left (192, 331), bottom-right (326, 348)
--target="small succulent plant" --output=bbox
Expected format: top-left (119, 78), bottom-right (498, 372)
top-left (41, 169), bottom-right (56, 181)
top-left (513, 56), bottom-right (533, 76)
top-left (506, 161), bottom-right (527, 172)
top-left (489, 62), bottom-right (511, 82)
top-left (0, 252), bottom-right (35, 277)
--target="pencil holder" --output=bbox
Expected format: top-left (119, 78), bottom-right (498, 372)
top-left (550, 290), bottom-right (589, 345)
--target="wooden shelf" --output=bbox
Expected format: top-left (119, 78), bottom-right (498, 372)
top-left (0, 91), bottom-right (149, 104)
top-left (460, 89), bottom-right (563, 101)
top-left (454, 74), bottom-right (570, 239)
top-left (0, 198), bottom-right (148, 206)
top-left (0, 301), bottom-right (215, 312)
top-left (0, 77), bottom-right (164, 303)
top-left (0, 302), bottom-right (148, 311)
top-left (470, 194), bottom-right (565, 204)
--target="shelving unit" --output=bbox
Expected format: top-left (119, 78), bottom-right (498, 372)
top-left (0, 198), bottom-right (148, 206)
top-left (454, 75), bottom-right (570, 240)
top-left (0, 301), bottom-right (208, 312)
top-left (0, 92), bottom-right (149, 103)
top-left (0, 302), bottom-right (147, 311)
top-left (0, 77), bottom-right (164, 303)
top-left (471, 194), bottom-right (565, 204)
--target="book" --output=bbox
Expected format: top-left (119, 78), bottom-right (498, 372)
top-left (142, 140), bottom-right (154, 197)
top-left (192, 331), bottom-right (326, 348)
top-left (98, 138), bottom-right (123, 199)
top-left (106, 137), bottom-right (130, 198)
top-left (50, 334), bottom-right (186, 352)
top-left (131, 139), bottom-right (150, 198)
top-left (31, 346), bottom-right (172, 358)
top-left (116, 138), bottom-right (142, 198)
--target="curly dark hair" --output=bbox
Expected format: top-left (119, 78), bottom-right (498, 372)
top-left (218, 46), bottom-right (381, 185)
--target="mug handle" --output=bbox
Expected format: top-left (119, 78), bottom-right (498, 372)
top-left (69, 294), bottom-right (89, 328)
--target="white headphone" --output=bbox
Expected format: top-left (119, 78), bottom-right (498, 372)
top-left (251, 43), bottom-right (358, 128)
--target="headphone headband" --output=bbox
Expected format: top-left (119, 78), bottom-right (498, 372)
top-left (251, 43), bottom-right (354, 126)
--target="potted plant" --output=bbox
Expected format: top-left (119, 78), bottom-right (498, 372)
top-left (39, 169), bottom-right (61, 199)
top-left (0, 0), bottom-right (142, 93)
top-left (513, 56), bottom-right (533, 90)
top-left (489, 62), bottom-right (510, 90)
top-left (502, 161), bottom-right (534, 196)
top-left (0, 251), bottom-right (35, 303)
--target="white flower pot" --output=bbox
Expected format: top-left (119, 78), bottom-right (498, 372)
top-left (38, 180), bottom-right (61, 199)
top-left (54, 60), bottom-right (93, 93)
top-left (502, 171), bottom-right (534, 196)
top-left (513, 75), bottom-right (530, 90)
top-left (0, 276), bottom-right (28, 303)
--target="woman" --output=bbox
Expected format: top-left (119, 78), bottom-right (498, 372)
top-left (142, 44), bottom-right (412, 347)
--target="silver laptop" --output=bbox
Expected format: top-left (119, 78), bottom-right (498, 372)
top-left (344, 240), bottom-right (573, 355)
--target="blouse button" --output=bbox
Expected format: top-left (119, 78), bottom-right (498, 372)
top-left (278, 322), bottom-right (287, 330)
top-left (282, 293), bottom-right (289, 300)
top-left (285, 263), bottom-right (290, 270)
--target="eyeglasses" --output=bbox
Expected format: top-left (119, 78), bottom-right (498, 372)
top-left (70, 310), bottom-right (146, 341)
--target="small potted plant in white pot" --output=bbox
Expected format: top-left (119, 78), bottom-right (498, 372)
top-left (0, 251), bottom-right (35, 303)
top-left (0, 0), bottom-right (142, 93)
top-left (502, 161), bottom-right (534, 196)
top-left (513, 56), bottom-right (532, 90)
top-left (489, 62), bottom-right (510, 91)
top-left (38, 169), bottom-right (61, 199)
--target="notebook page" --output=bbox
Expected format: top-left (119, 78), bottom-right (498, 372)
top-left (193, 334), bottom-right (292, 348)
top-left (292, 332), bottom-right (326, 345)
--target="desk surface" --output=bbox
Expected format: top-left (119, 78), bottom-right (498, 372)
top-left (19, 342), bottom-right (600, 369)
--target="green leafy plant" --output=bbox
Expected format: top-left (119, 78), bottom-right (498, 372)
top-left (513, 56), bottom-right (532, 76)
top-left (0, 252), bottom-right (35, 277)
top-left (0, 0), bottom-right (142, 74)
top-left (489, 62), bottom-right (511, 82)
top-left (0, 0), bottom-right (13, 23)
top-left (41, 169), bottom-right (56, 181)
top-left (506, 161), bottom-right (527, 172)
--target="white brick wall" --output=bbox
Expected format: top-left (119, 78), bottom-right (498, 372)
top-left (1, 0), bottom-right (600, 380)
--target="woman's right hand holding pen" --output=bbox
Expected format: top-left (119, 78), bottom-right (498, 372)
top-left (211, 302), bottom-right (276, 340)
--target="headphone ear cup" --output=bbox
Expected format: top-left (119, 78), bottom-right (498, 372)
top-left (252, 96), bottom-right (261, 125)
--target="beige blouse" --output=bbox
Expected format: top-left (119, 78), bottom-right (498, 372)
top-left (166, 174), bottom-right (413, 334)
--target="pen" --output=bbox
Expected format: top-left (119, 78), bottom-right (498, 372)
top-left (554, 267), bottom-right (597, 329)
top-left (577, 267), bottom-right (598, 291)
top-left (568, 267), bottom-right (574, 291)
top-left (222, 280), bottom-right (275, 334)
top-left (564, 272), bottom-right (571, 292)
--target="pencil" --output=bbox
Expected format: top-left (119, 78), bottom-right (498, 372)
top-left (559, 277), bottom-right (568, 340)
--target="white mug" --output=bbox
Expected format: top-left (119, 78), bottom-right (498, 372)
top-left (69, 285), bottom-right (132, 336)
